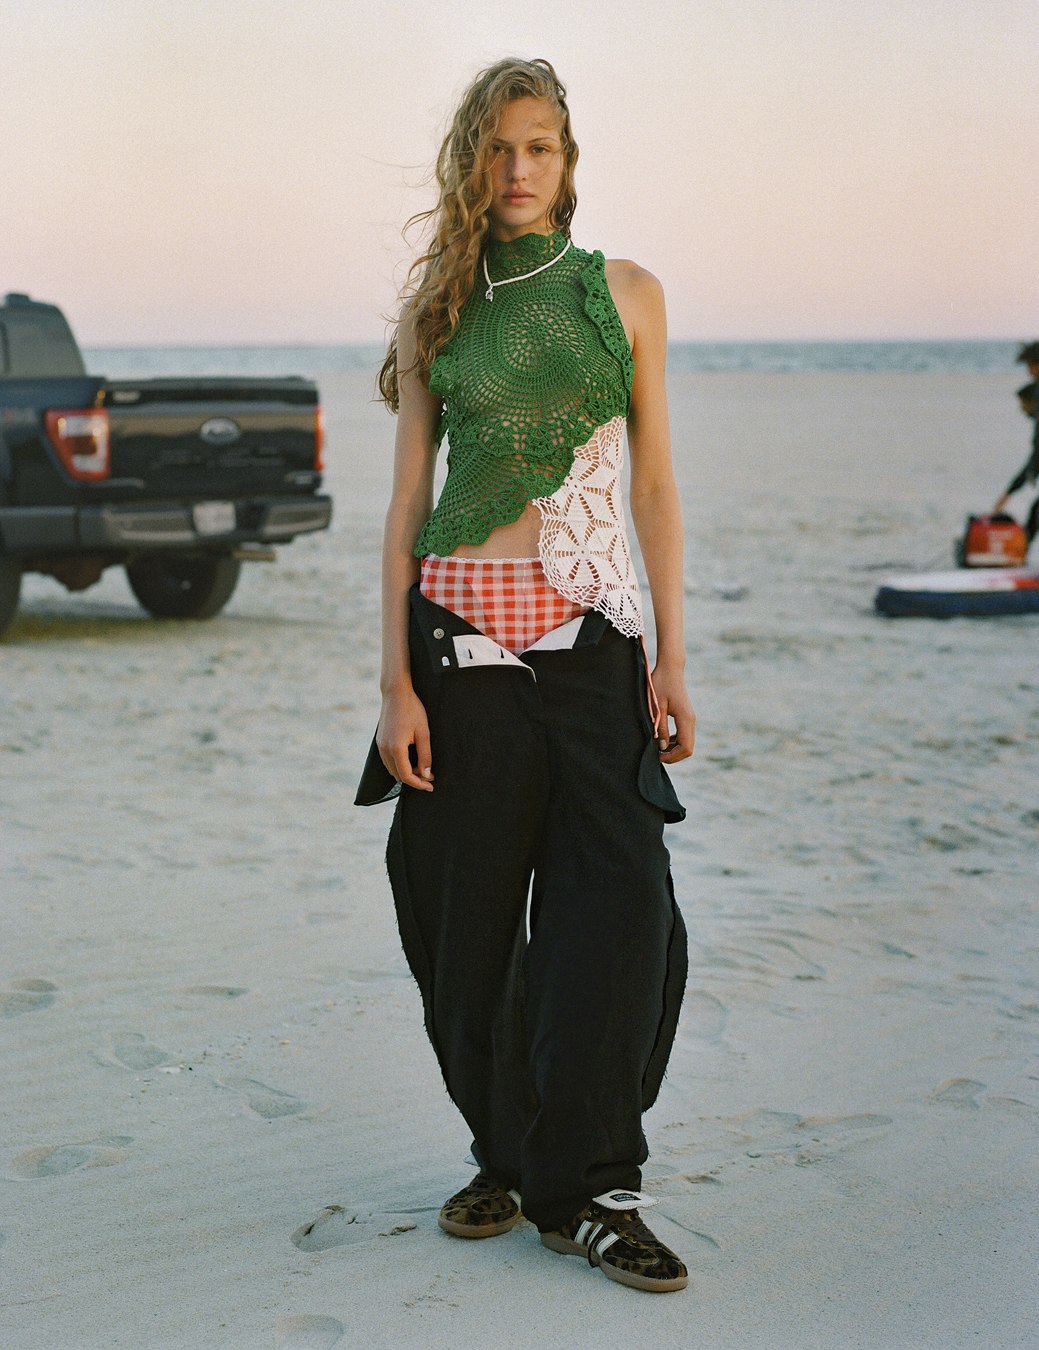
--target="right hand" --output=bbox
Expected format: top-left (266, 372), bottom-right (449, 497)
top-left (377, 685), bottom-right (434, 791)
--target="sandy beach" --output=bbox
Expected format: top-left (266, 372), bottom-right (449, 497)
top-left (2, 369), bottom-right (1037, 1349)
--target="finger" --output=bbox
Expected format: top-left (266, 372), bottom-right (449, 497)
top-left (394, 738), bottom-right (433, 791)
top-left (660, 708), bottom-right (696, 763)
top-left (396, 757), bottom-right (433, 791)
top-left (378, 734), bottom-right (432, 791)
top-left (654, 698), bottom-right (670, 751)
top-left (413, 723), bottom-right (434, 784)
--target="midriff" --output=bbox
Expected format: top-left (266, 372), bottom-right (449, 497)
top-left (448, 502), bottom-right (542, 559)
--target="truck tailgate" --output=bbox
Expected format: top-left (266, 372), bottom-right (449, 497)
top-left (104, 377), bottom-right (320, 499)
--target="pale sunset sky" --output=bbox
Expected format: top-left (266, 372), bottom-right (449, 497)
top-left (3, 0), bottom-right (1036, 345)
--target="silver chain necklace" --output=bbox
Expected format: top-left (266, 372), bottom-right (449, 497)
top-left (483, 237), bottom-right (572, 303)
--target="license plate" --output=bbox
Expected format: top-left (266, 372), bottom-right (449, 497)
top-left (193, 501), bottom-right (236, 535)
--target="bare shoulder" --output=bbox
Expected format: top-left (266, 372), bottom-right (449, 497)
top-left (604, 259), bottom-right (665, 333)
top-left (605, 259), bottom-right (664, 303)
top-left (604, 260), bottom-right (666, 351)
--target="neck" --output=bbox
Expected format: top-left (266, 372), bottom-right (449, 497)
top-left (489, 223), bottom-right (554, 242)
top-left (484, 229), bottom-right (567, 282)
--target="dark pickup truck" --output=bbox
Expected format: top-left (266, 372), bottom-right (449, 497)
top-left (0, 293), bottom-right (331, 635)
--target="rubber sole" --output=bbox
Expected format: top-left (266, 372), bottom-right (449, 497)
top-left (438, 1211), bottom-right (522, 1238)
top-left (540, 1231), bottom-right (689, 1292)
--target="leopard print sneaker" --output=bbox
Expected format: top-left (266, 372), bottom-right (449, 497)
top-left (438, 1173), bottom-right (522, 1238)
top-left (540, 1189), bottom-right (688, 1292)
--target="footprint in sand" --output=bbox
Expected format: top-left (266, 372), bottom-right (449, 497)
top-left (291, 1206), bottom-right (364, 1252)
top-left (220, 1075), bottom-right (305, 1119)
top-left (721, 1109), bottom-right (894, 1163)
top-left (343, 966), bottom-right (410, 985)
top-left (681, 990), bottom-right (728, 1040)
top-left (798, 1114), bottom-right (894, 1132)
top-left (274, 1316), bottom-right (344, 1350)
top-left (728, 1108), bottom-right (803, 1139)
top-left (97, 1033), bottom-right (176, 1071)
top-left (0, 979), bottom-right (58, 1018)
top-left (930, 1078), bottom-right (985, 1109)
top-left (6, 1135), bottom-right (132, 1180)
top-left (291, 1206), bottom-right (418, 1252)
top-left (986, 1096), bottom-right (1039, 1127)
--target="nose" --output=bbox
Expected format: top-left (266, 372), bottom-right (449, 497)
top-left (503, 149), bottom-right (533, 183)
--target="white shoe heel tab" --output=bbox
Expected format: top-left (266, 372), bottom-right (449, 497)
top-left (593, 1189), bottom-right (658, 1211)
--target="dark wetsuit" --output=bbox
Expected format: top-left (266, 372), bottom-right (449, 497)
top-left (1004, 388), bottom-right (1039, 543)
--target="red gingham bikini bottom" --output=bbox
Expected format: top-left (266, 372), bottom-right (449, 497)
top-left (419, 555), bottom-right (590, 656)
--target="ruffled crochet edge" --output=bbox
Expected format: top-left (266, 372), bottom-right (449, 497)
top-left (414, 442), bottom-right (576, 556)
top-left (579, 251), bottom-right (634, 412)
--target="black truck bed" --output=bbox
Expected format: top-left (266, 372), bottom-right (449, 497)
top-left (0, 294), bottom-right (331, 632)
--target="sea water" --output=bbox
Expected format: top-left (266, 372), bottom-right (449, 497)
top-left (82, 340), bottom-right (1022, 381)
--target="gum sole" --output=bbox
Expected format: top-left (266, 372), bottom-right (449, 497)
top-left (540, 1232), bottom-right (688, 1292)
top-left (439, 1212), bottom-right (521, 1238)
top-left (540, 1233), bottom-right (585, 1256)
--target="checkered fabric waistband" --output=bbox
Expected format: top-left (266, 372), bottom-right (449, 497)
top-left (419, 555), bottom-right (590, 655)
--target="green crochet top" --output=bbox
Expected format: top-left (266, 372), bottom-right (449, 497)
top-left (414, 231), bottom-right (634, 558)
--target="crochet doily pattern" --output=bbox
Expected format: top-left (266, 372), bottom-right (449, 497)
top-left (417, 232), bottom-right (633, 560)
top-left (534, 416), bottom-right (643, 637)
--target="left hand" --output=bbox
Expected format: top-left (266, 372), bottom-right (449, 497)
top-left (650, 665), bottom-right (696, 763)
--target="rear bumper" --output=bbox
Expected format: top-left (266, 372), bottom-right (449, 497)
top-left (0, 495), bottom-right (332, 552)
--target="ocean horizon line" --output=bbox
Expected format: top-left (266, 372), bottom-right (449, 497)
top-left (81, 338), bottom-right (1025, 379)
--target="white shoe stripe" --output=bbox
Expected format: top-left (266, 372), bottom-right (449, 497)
top-left (575, 1220), bottom-right (594, 1245)
top-left (594, 1231), bottom-right (621, 1256)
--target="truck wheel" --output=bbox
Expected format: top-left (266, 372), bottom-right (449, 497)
top-left (125, 553), bottom-right (241, 619)
top-left (0, 557), bottom-right (21, 636)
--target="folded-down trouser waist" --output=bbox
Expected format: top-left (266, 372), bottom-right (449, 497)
top-left (355, 585), bottom-right (684, 823)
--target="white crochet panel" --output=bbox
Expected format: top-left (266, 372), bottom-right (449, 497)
top-left (532, 415), bottom-right (644, 637)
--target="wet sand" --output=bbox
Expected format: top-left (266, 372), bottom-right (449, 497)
top-left (1, 371), bottom-right (1037, 1348)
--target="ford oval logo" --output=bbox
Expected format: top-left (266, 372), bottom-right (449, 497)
top-left (200, 417), bottom-right (241, 445)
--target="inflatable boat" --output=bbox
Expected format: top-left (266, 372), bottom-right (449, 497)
top-left (875, 567), bottom-right (1039, 617)
top-left (875, 514), bottom-right (1038, 617)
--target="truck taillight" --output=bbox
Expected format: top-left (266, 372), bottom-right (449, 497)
top-left (44, 409), bottom-right (110, 481)
top-left (314, 406), bottom-right (325, 471)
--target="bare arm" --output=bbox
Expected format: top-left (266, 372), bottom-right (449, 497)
top-left (607, 260), bottom-right (695, 764)
top-left (377, 312), bottom-right (442, 790)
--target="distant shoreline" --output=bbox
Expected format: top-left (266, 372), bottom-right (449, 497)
top-left (81, 339), bottom-right (1022, 380)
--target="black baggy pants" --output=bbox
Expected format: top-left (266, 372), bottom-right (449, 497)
top-left (357, 587), bottom-right (687, 1233)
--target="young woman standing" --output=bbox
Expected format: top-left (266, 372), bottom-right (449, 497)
top-left (356, 57), bottom-right (695, 1293)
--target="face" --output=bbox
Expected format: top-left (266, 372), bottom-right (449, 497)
top-left (486, 96), bottom-right (565, 240)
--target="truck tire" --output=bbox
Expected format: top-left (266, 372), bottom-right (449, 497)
top-left (126, 553), bottom-right (241, 619)
top-left (0, 557), bottom-right (21, 636)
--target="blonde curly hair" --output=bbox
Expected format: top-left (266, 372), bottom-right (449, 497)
top-left (378, 57), bottom-right (578, 412)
